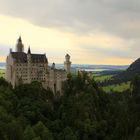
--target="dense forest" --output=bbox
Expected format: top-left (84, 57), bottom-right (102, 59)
top-left (0, 72), bottom-right (140, 140)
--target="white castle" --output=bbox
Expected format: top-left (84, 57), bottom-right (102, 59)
top-left (6, 37), bottom-right (71, 94)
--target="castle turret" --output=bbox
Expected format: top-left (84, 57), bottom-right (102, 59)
top-left (64, 54), bottom-right (71, 73)
top-left (51, 62), bottom-right (55, 69)
top-left (16, 36), bottom-right (24, 52)
top-left (27, 46), bottom-right (31, 62)
top-left (9, 48), bottom-right (12, 53)
top-left (27, 46), bottom-right (31, 83)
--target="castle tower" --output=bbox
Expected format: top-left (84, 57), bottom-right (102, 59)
top-left (16, 36), bottom-right (24, 52)
top-left (27, 46), bottom-right (31, 83)
top-left (64, 54), bottom-right (71, 73)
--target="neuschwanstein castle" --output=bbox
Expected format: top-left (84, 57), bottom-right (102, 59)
top-left (6, 37), bottom-right (71, 94)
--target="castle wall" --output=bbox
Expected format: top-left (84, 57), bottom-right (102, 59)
top-left (7, 58), bottom-right (67, 94)
top-left (6, 54), bottom-right (16, 87)
top-left (15, 62), bottom-right (48, 84)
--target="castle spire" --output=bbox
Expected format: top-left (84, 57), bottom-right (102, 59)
top-left (27, 46), bottom-right (31, 54)
top-left (16, 36), bottom-right (24, 52)
top-left (18, 36), bottom-right (22, 43)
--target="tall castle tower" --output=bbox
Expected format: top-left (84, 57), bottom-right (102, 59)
top-left (64, 54), bottom-right (71, 73)
top-left (16, 36), bottom-right (24, 52)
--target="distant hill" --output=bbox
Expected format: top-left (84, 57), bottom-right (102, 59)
top-left (113, 58), bottom-right (140, 83)
top-left (0, 62), bottom-right (128, 72)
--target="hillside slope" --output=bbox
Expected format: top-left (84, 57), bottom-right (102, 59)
top-left (114, 58), bottom-right (140, 82)
top-left (100, 58), bottom-right (140, 86)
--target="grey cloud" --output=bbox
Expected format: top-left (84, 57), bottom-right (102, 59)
top-left (81, 45), bottom-right (139, 60)
top-left (0, 0), bottom-right (140, 38)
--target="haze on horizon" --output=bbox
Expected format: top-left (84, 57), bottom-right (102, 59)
top-left (0, 0), bottom-right (140, 65)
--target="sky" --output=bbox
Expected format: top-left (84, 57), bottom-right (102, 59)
top-left (0, 0), bottom-right (140, 65)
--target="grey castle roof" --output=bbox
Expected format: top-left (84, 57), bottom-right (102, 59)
top-left (11, 52), bottom-right (48, 63)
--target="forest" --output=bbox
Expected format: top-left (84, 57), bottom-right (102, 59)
top-left (0, 72), bottom-right (140, 140)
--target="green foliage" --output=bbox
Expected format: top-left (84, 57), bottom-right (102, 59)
top-left (133, 127), bottom-right (140, 140)
top-left (102, 81), bottom-right (130, 93)
top-left (5, 120), bottom-right (23, 140)
top-left (0, 69), bottom-right (5, 78)
top-left (94, 74), bottom-right (131, 93)
top-left (24, 125), bottom-right (36, 140)
top-left (33, 121), bottom-right (53, 140)
top-left (94, 74), bottom-right (113, 82)
top-left (62, 127), bottom-right (77, 140)
top-left (0, 73), bottom-right (140, 139)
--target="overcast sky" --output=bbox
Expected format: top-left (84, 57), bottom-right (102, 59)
top-left (0, 0), bottom-right (140, 64)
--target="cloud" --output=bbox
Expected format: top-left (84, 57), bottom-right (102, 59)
top-left (0, 0), bottom-right (140, 64)
top-left (0, 0), bottom-right (140, 37)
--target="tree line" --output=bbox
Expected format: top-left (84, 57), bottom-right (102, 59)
top-left (0, 72), bottom-right (140, 140)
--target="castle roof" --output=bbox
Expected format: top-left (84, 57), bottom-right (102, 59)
top-left (31, 54), bottom-right (48, 63)
top-left (11, 52), bottom-right (48, 63)
top-left (11, 52), bottom-right (27, 62)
